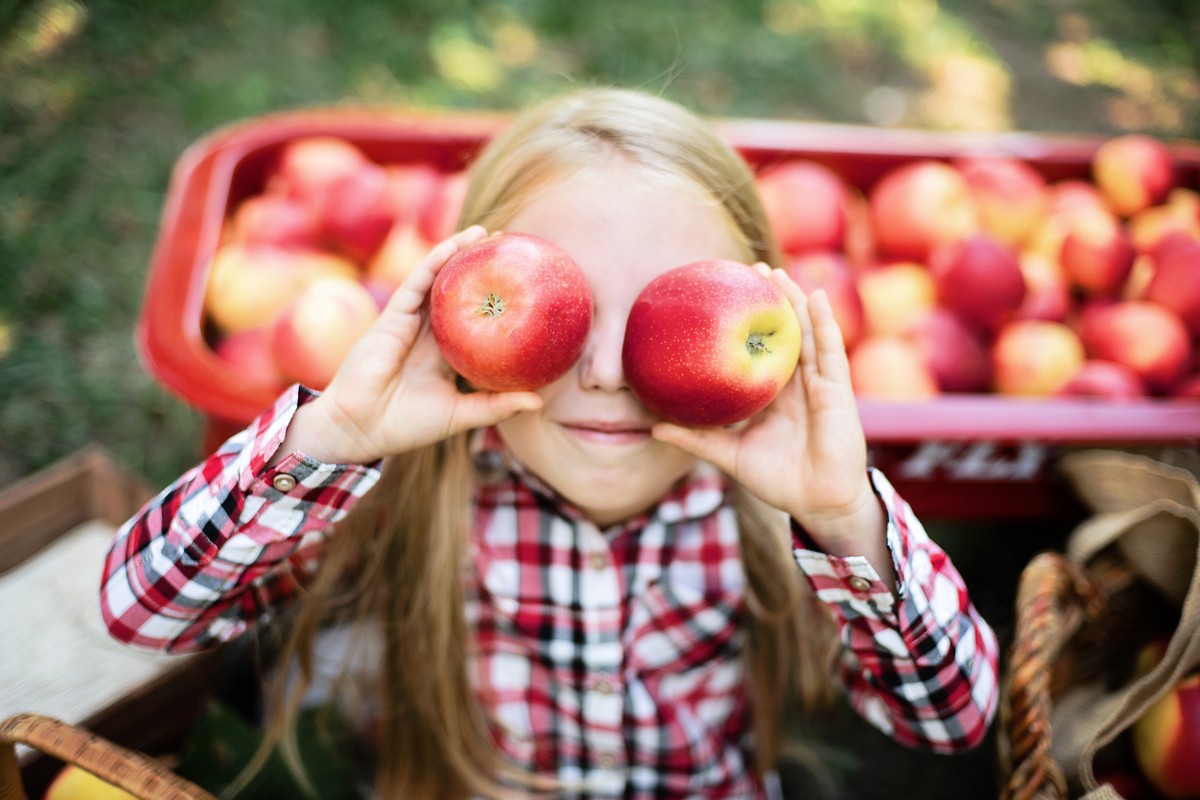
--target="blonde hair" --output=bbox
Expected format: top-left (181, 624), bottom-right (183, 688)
top-left (261, 87), bottom-right (838, 799)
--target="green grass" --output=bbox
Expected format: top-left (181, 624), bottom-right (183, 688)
top-left (1, 0), bottom-right (1197, 487)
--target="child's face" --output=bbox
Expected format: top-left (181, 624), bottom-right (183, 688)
top-left (495, 159), bottom-right (748, 528)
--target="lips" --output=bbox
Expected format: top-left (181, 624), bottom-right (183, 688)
top-left (560, 419), bottom-right (653, 445)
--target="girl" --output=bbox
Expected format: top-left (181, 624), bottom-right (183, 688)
top-left (102, 87), bottom-right (999, 799)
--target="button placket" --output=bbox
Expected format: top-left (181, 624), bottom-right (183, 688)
top-left (574, 520), bottom-right (625, 780)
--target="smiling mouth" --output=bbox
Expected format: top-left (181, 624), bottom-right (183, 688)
top-left (561, 422), bottom-right (653, 444)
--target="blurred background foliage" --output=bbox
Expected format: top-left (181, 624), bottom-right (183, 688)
top-left (0, 0), bottom-right (1198, 487)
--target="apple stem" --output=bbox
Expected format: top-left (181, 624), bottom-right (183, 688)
top-left (747, 332), bottom-right (772, 355)
top-left (478, 293), bottom-right (506, 317)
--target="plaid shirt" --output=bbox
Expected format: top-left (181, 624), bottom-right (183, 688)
top-left (101, 385), bottom-right (999, 798)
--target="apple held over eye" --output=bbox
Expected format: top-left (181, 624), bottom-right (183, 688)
top-left (622, 260), bottom-right (802, 427)
top-left (430, 232), bottom-right (593, 392)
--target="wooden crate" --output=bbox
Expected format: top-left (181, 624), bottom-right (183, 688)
top-left (0, 447), bottom-right (222, 797)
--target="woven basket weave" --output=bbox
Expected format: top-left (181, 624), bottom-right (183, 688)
top-left (0, 713), bottom-right (214, 800)
top-left (999, 448), bottom-right (1200, 800)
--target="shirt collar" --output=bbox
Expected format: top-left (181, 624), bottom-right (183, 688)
top-left (469, 427), bottom-right (729, 528)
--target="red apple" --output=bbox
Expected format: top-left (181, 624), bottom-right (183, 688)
top-left (384, 162), bottom-right (443, 226)
top-left (956, 156), bottom-right (1049, 247)
top-left (270, 276), bottom-right (380, 390)
top-left (203, 243), bottom-right (359, 334)
top-left (992, 319), bottom-right (1085, 396)
top-left (421, 169), bottom-right (469, 243)
top-left (856, 262), bottom-right (938, 337)
top-left (783, 251), bottom-right (864, 350)
top-left (1145, 237), bottom-right (1200, 335)
top-left (1056, 359), bottom-right (1147, 399)
top-left (313, 163), bottom-right (397, 262)
top-left (431, 232), bottom-right (593, 392)
top-left (929, 234), bottom-right (1027, 331)
top-left (868, 160), bottom-right (978, 261)
top-left (1093, 134), bottom-right (1176, 217)
top-left (1080, 300), bottom-right (1191, 391)
top-left (1122, 254), bottom-right (1157, 300)
top-left (622, 259), bottom-right (801, 427)
top-left (902, 307), bottom-right (991, 393)
top-left (847, 336), bottom-right (939, 400)
top-left (1025, 180), bottom-right (1111, 264)
top-left (1014, 252), bottom-right (1071, 322)
top-left (1059, 207), bottom-right (1136, 296)
top-left (757, 160), bottom-right (849, 254)
top-left (1050, 178), bottom-right (1113, 217)
top-left (1129, 201), bottom-right (1200, 256)
top-left (1133, 671), bottom-right (1200, 798)
top-left (228, 193), bottom-right (320, 250)
top-left (212, 327), bottom-right (291, 393)
top-left (270, 136), bottom-right (369, 209)
top-left (366, 221), bottom-right (435, 291)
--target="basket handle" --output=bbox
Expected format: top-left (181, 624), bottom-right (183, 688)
top-left (0, 713), bottom-right (215, 800)
top-left (1000, 552), bottom-right (1106, 800)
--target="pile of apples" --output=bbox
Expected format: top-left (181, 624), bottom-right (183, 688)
top-left (203, 136), bottom-right (469, 393)
top-left (762, 134), bottom-right (1200, 401)
top-left (205, 130), bottom-right (1199, 403)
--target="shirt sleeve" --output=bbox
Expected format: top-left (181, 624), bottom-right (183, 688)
top-left (99, 384), bottom-right (382, 653)
top-left (790, 468), bottom-right (1000, 753)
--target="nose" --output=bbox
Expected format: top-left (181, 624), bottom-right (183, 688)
top-left (578, 312), bottom-right (628, 392)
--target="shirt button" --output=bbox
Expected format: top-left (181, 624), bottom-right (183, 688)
top-left (272, 473), bottom-right (298, 492)
top-left (596, 754), bottom-right (617, 770)
top-left (594, 678), bottom-right (615, 695)
top-left (587, 552), bottom-right (608, 571)
top-left (848, 576), bottom-right (873, 592)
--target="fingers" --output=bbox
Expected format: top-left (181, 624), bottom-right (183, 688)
top-left (807, 290), bottom-right (852, 385)
top-left (447, 391), bottom-right (544, 434)
top-left (384, 225), bottom-right (489, 317)
top-left (763, 265), bottom-right (817, 383)
top-left (651, 422), bottom-right (739, 474)
top-left (764, 267), bottom-right (852, 387)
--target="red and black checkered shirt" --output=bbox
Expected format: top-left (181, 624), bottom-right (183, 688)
top-left (101, 385), bottom-right (998, 798)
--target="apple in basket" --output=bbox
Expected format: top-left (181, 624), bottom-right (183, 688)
top-left (44, 764), bottom-right (138, 799)
top-left (622, 260), bottom-right (801, 427)
top-left (430, 232), bottom-right (593, 392)
top-left (1132, 669), bottom-right (1200, 798)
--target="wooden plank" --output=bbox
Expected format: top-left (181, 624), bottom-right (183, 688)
top-left (0, 447), bottom-right (219, 797)
top-left (0, 448), bottom-right (151, 577)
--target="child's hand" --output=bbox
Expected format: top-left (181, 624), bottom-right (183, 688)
top-left (651, 268), bottom-right (885, 555)
top-left (291, 226), bottom-right (543, 465)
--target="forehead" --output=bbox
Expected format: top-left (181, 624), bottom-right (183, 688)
top-left (502, 163), bottom-right (748, 297)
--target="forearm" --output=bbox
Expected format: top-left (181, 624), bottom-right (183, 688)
top-left (101, 385), bottom-right (381, 652)
top-left (792, 470), bottom-right (1000, 751)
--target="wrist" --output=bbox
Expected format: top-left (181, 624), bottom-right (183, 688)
top-left (280, 397), bottom-right (378, 465)
top-left (792, 485), bottom-right (885, 557)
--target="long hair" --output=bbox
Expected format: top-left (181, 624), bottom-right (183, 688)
top-left (261, 87), bottom-right (839, 799)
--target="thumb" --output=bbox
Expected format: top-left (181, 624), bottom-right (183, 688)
top-left (449, 391), bottom-right (543, 434)
top-left (651, 422), bottom-right (739, 473)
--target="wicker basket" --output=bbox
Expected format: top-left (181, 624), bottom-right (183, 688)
top-left (998, 448), bottom-right (1200, 800)
top-left (999, 553), bottom-right (1141, 800)
top-left (0, 713), bottom-right (214, 799)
